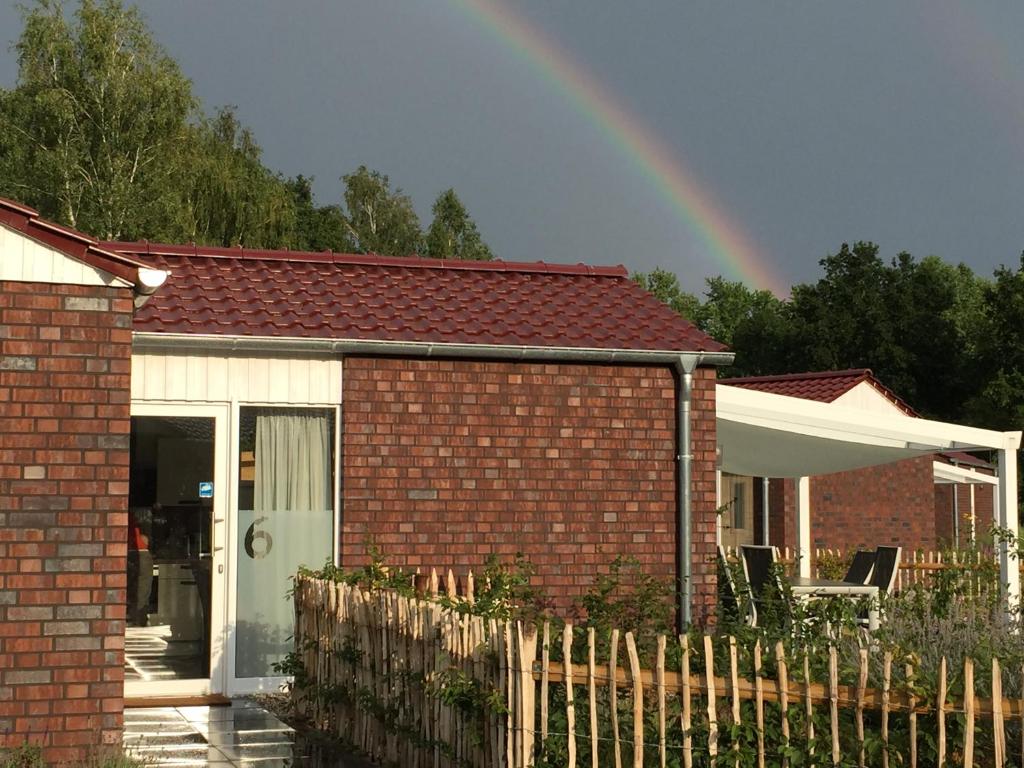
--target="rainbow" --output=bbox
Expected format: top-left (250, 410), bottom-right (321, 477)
top-left (449, 0), bottom-right (788, 295)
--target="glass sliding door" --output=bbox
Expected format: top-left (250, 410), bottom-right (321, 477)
top-left (126, 405), bottom-right (229, 697)
top-left (231, 406), bottom-right (336, 687)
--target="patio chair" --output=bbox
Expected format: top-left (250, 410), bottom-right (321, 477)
top-left (718, 546), bottom-right (747, 625)
top-left (870, 546), bottom-right (902, 596)
top-left (853, 545), bottom-right (902, 629)
top-left (740, 545), bottom-right (784, 627)
top-left (843, 550), bottom-right (876, 585)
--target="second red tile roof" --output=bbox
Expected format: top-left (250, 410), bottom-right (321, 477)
top-left (720, 369), bottom-right (917, 416)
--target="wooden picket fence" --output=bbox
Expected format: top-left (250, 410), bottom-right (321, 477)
top-left (292, 571), bottom-right (1024, 768)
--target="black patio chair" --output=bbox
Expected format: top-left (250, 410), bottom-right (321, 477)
top-left (740, 545), bottom-right (783, 627)
top-left (717, 546), bottom-right (746, 625)
top-left (854, 545), bottom-right (902, 628)
top-left (870, 546), bottom-right (902, 596)
top-left (843, 550), bottom-right (876, 585)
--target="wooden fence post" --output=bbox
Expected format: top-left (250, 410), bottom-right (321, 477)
top-left (705, 635), bottom-right (718, 760)
top-left (657, 634), bottom-right (667, 768)
top-left (754, 640), bottom-right (765, 768)
top-left (626, 631), bottom-right (644, 768)
top-left (588, 627), bottom-right (599, 768)
top-left (610, 628), bottom-right (622, 768)
top-left (881, 651), bottom-right (891, 768)
top-left (963, 657), bottom-right (975, 768)
top-left (829, 646), bottom-right (839, 767)
top-left (803, 653), bottom-right (814, 765)
top-left (564, 624), bottom-right (577, 768)
top-left (541, 621), bottom-right (550, 749)
top-left (775, 642), bottom-right (790, 768)
top-left (906, 661), bottom-right (917, 768)
top-left (681, 635), bottom-right (692, 768)
top-left (856, 648), bottom-right (867, 768)
top-left (993, 657), bottom-right (1005, 768)
top-left (937, 657), bottom-right (947, 768)
top-left (730, 636), bottom-right (741, 768)
top-left (517, 622), bottom-right (538, 768)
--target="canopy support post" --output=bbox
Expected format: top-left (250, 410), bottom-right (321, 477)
top-left (996, 441), bottom-right (1020, 610)
top-left (761, 477), bottom-right (770, 546)
top-left (795, 476), bottom-right (811, 578)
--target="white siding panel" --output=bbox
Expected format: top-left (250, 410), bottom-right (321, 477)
top-left (288, 357), bottom-right (307, 403)
top-left (266, 358), bottom-right (290, 404)
top-left (0, 223), bottom-right (127, 286)
top-left (207, 356), bottom-right (230, 401)
top-left (831, 381), bottom-right (907, 415)
top-left (131, 351), bottom-right (342, 405)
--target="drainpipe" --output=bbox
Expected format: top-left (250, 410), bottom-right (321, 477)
top-left (951, 458), bottom-right (960, 547)
top-left (673, 354), bottom-right (711, 631)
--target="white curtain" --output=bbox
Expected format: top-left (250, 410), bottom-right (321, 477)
top-left (254, 412), bottom-right (331, 515)
top-left (236, 410), bottom-right (333, 678)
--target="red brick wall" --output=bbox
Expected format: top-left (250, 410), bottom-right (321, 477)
top-left (0, 281), bottom-right (132, 762)
top-left (768, 456), bottom-right (938, 554)
top-left (689, 365), bottom-right (718, 624)
top-left (341, 358), bottom-right (719, 626)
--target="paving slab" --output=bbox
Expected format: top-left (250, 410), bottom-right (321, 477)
top-left (124, 700), bottom-right (375, 767)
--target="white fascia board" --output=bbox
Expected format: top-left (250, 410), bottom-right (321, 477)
top-left (933, 461), bottom-right (1000, 486)
top-left (717, 385), bottom-right (1018, 453)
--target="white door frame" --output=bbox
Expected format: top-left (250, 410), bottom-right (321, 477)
top-left (224, 401), bottom-right (341, 696)
top-left (125, 401), bottom-right (231, 699)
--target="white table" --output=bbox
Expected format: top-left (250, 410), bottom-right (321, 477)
top-left (788, 577), bottom-right (880, 631)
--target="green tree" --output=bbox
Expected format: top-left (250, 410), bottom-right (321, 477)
top-left (965, 254), bottom-right (1024, 430)
top-left (424, 188), bottom-right (493, 260)
top-left (0, 0), bottom-right (194, 239)
top-left (695, 276), bottom-right (783, 349)
top-left (632, 267), bottom-right (701, 321)
top-left (884, 254), bottom-right (984, 419)
top-left (287, 175), bottom-right (353, 253)
top-left (341, 166), bottom-right (421, 256)
top-left (180, 106), bottom-right (296, 248)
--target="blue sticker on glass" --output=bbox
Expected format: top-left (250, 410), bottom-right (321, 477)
top-left (198, 481), bottom-right (213, 499)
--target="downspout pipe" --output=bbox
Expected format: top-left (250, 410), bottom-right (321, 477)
top-left (675, 355), bottom-right (697, 630)
top-left (670, 353), bottom-right (734, 631)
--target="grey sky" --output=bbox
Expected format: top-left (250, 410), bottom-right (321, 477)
top-left (2, 1), bottom-right (1023, 294)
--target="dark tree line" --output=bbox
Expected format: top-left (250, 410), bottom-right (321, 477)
top-left (636, 242), bottom-right (1024, 433)
top-left (0, 0), bottom-right (493, 260)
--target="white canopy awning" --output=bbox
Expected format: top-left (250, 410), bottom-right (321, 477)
top-left (716, 383), bottom-right (1022, 602)
top-left (716, 384), bottom-right (1019, 478)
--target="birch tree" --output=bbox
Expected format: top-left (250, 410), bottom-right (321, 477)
top-left (0, 0), bottom-right (193, 240)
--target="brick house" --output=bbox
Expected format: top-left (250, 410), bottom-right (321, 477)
top-left (717, 369), bottom-right (1002, 558)
top-left (0, 198), bottom-right (733, 759)
top-left (0, 200), bottom-right (167, 760)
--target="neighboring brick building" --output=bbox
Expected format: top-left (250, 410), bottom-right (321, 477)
top-left (721, 370), bottom-right (997, 555)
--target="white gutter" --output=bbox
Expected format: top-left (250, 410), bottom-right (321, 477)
top-left (133, 331), bottom-right (734, 628)
top-left (131, 331), bottom-right (734, 367)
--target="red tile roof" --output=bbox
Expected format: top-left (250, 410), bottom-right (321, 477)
top-left (108, 242), bottom-right (726, 353)
top-left (720, 369), bottom-right (917, 416)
